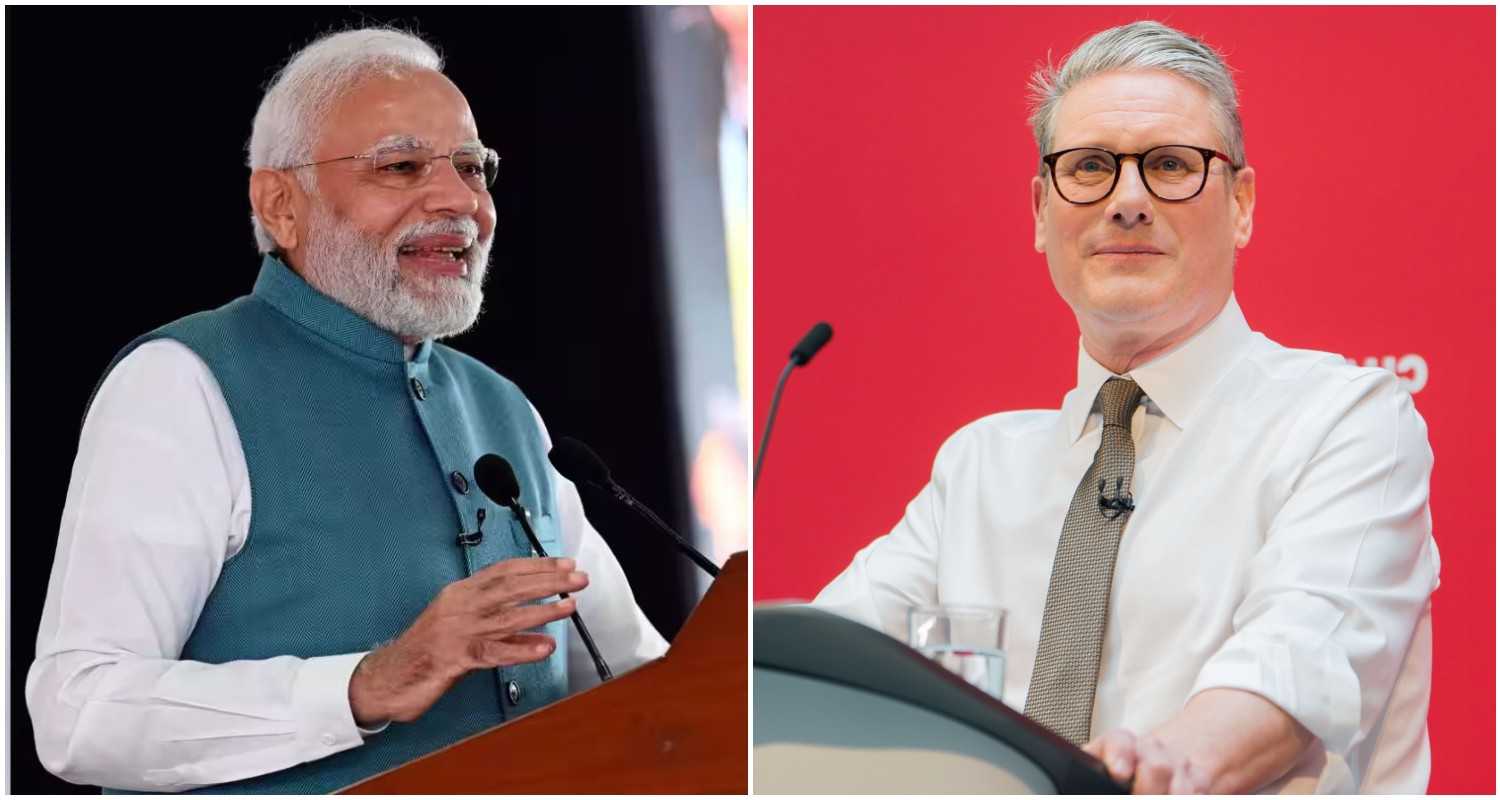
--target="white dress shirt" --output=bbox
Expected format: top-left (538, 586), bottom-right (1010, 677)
top-left (813, 295), bottom-right (1439, 793)
top-left (27, 339), bottom-right (669, 791)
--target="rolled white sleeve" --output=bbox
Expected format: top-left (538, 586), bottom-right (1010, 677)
top-left (1189, 371), bottom-right (1440, 756)
top-left (25, 341), bottom-right (370, 791)
top-left (811, 427), bottom-right (954, 640)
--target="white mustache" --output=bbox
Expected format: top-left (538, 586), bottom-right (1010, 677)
top-left (395, 218), bottom-right (484, 249)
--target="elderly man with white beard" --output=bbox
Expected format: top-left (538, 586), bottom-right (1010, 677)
top-left (26, 28), bottom-right (667, 794)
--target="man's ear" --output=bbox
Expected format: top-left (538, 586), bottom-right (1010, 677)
top-left (1030, 175), bottom-right (1048, 254)
top-left (249, 169), bottom-right (302, 252)
top-left (1230, 165), bottom-right (1255, 249)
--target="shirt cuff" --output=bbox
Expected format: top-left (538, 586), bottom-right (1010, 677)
top-left (1188, 631), bottom-right (1362, 755)
top-left (293, 653), bottom-right (375, 759)
top-left (357, 719), bottom-right (392, 737)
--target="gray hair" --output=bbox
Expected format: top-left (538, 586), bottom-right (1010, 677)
top-left (247, 27), bottom-right (443, 253)
top-left (1027, 21), bottom-right (1244, 175)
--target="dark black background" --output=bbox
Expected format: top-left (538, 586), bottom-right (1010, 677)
top-left (7, 7), bottom-right (715, 793)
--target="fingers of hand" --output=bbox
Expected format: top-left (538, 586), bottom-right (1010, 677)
top-left (466, 632), bottom-right (556, 669)
top-left (1168, 761), bottom-right (1208, 795)
top-left (1097, 729), bottom-right (1138, 786)
top-left (473, 556), bottom-right (577, 581)
top-left (1131, 735), bottom-right (1182, 795)
top-left (475, 566), bottom-right (589, 603)
top-left (477, 596), bottom-right (578, 635)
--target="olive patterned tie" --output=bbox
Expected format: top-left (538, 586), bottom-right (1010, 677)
top-left (1023, 377), bottom-right (1146, 745)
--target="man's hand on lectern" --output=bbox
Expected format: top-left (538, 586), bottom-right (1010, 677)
top-left (1083, 688), bottom-right (1315, 793)
top-left (1083, 727), bottom-right (1208, 793)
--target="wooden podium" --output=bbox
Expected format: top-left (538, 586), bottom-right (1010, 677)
top-left (340, 552), bottom-right (747, 794)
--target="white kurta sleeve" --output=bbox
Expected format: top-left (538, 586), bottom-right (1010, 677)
top-left (26, 340), bottom-right (370, 792)
top-left (525, 406), bottom-right (669, 692)
top-left (1188, 370), bottom-right (1440, 757)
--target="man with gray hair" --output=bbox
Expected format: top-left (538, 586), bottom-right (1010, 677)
top-left (813, 21), bottom-right (1437, 793)
top-left (27, 28), bottom-right (667, 793)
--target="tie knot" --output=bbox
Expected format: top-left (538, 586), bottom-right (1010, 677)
top-left (1097, 378), bottom-right (1145, 429)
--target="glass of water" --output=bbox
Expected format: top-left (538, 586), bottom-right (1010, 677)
top-left (908, 604), bottom-right (1007, 702)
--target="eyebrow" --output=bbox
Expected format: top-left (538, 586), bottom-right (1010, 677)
top-left (369, 135), bottom-right (485, 152)
top-left (370, 134), bottom-right (431, 152)
top-left (1058, 142), bottom-right (1195, 152)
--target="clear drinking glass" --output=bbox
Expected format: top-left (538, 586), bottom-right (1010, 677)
top-left (908, 604), bottom-right (1007, 701)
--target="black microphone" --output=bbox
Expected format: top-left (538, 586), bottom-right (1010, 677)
top-left (755, 321), bottom-right (833, 490)
top-left (1097, 477), bottom-right (1136, 520)
top-left (790, 321), bottom-right (833, 366)
top-left (549, 437), bottom-right (721, 578)
top-left (473, 453), bottom-right (613, 682)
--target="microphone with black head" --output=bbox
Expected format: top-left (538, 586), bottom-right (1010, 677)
top-left (549, 437), bottom-right (722, 578)
top-left (473, 453), bottom-right (612, 682)
top-left (549, 438), bottom-right (612, 486)
top-left (790, 321), bottom-right (833, 366)
top-left (474, 453), bottom-right (522, 506)
top-left (756, 321), bottom-right (833, 490)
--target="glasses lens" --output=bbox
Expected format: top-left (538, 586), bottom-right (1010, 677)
top-left (450, 147), bottom-right (496, 188)
top-left (1052, 148), bottom-right (1116, 203)
top-left (1142, 146), bottom-right (1208, 200)
top-left (483, 150), bottom-right (500, 187)
top-left (370, 146), bottom-right (435, 188)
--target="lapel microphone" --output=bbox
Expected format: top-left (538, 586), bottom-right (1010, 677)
top-left (473, 453), bottom-right (612, 682)
top-left (1097, 477), bottom-right (1136, 520)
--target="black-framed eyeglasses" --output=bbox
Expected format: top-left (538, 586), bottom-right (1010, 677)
top-left (1041, 145), bottom-right (1236, 205)
top-left (288, 143), bottom-right (501, 190)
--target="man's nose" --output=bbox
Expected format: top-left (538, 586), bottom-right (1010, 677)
top-left (423, 158), bottom-right (481, 217)
top-left (1104, 158), bottom-right (1153, 227)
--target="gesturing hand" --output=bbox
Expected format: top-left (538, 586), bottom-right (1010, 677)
top-left (348, 556), bottom-right (588, 725)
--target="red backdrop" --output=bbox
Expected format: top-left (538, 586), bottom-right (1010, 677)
top-left (752, 6), bottom-right (1494, 793)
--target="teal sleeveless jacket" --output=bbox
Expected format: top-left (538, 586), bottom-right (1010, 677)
top-left (90, 256), bottom-right (568, 793)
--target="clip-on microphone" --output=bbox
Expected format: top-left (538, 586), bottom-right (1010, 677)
top-left (1097, 477), bottom-right (1136, 521)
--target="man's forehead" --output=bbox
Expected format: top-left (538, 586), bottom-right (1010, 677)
top-left (1052, 69), bottom-right (1217, 147)
top-left (317, 71), bottom-right (482, 156)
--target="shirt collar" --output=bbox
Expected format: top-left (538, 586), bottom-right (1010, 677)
top-left (1062, 294), bottom-right (1254, 443)
top-left (252, 254), bottom-right (432, 364)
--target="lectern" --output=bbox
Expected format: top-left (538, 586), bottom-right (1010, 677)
top-left (340, 552), bottom-right (747, 794)
top-left (754, 605), bottom-right (1124, 794)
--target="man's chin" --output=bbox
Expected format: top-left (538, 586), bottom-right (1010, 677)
top-left (390, 290), bottom-right (484, 341)
top-left (1075, 285), bottom-right (1179, 327)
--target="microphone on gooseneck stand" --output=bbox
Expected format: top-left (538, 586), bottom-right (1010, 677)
top-left (755, 321), bottom-right (833, 491)
top-left (548, 437), bottom-right (721, 578)
top-left (473, 453), bottom-right (612, 682)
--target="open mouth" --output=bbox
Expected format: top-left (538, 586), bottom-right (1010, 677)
top-left (396, 241), bottom-right (472, 277)
top-left (398, 244), bottom-right (468, 261)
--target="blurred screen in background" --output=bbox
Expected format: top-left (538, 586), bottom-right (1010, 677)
top-left (642, 6), bottom-right (750, 578)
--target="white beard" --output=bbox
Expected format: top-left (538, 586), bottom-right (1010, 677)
top-left (298, 199), bottom-right (493, 342)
